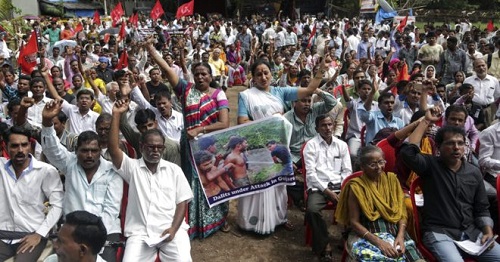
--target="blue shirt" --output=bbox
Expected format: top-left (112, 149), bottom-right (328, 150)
top-left (358, 106), bottom-right (404, 144)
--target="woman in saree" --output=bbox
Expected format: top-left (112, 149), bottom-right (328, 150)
top-left (144, 38), bottom-right (230, 239)
top-left (236, 59), bottom-right (326, 234)
top-left (335, 145), bottom-right (424, 261)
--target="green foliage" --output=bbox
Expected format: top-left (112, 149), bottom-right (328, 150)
top-left (252, 164), bottom-right (281, 183)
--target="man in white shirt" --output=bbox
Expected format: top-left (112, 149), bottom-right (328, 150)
top-left (131, 88), bottom-right (183, 143)
top-left (109, 99), bottom-right (193, 262)
top-left (48, 211), bottom-right (108, 262)
top-left (463, 58), bottom-right (500, 126)
top-left (27, 77), bottom-right (53, 128)
top-left (42, 70), bottom-right (100, 133)
top-left (0, 126), bottom-right (63, 261)
top-left (41, 100), bottom-right (123, 262)
top-left (303, 114), bottom-right (352, 260)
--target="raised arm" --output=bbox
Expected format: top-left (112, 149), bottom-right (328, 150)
top-left (109, 99), bottom-right (129, 169)
top-left (144, 38), bottom-right (180, 88)
top-left (297, 57), bottom-right (326, 99)
top-left (41, 67), bottom-right (62, 101)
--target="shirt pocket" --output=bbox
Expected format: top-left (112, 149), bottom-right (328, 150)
top-left (157, 184), bottom-right (175, 210)
top-left (92, 184), bottom-right (108, 204)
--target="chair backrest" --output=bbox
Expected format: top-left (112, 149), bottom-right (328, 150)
top-left (376, 138), bottom-right (397, 173)
top-left (360, 125), bottom-right (366, 146)
top-left (342, 108), bottom-right (350, 140)
top-left (410, 177), bottom-right (423, 242)
top-left (341, 171), bottom-right (363, 189)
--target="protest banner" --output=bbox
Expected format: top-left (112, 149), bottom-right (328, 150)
top-left (190, 115), bottom-right (295, 208)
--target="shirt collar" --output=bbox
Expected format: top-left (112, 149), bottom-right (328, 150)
top-left (5, 154), bottom-right (35, 180)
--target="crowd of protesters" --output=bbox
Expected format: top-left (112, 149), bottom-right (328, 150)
top-left (0, 9), bottom-right (499, 262)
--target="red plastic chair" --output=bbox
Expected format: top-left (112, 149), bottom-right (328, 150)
top-left (339, 171), bottom-right (363, 262)
top-left (360, 125), bottom-right (366, 146)
top-left (341, 108), bottom-right (350, 140)
top-left (410, 177), bottom-right (476, 262)
top-left (375, 139), bottom-right (397, 173)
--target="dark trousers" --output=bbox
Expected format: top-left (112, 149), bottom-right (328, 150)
top-left (484, 173), bottom-right (499, 233)
top-left (305, 191), bottom-right (333, 254)
top-left (0, 237), bottom-right (48, 262)
top-left (100, 233), bottom-right (121, 262)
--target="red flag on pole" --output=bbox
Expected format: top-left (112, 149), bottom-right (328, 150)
top-left (151, 0), bottom-right (165, 21)
top-left (175, 0), bottom-right (194, 19)
top-left (18, 31), bottom-right (39, 74)
top-left (93, 10), bottom-right (101, 26)
top-left (111, 3), bottom-right (124, 27)
top-left (486, 20), bottom-right (494, 32)
top-left (73, 23), bottom-right (83, 37)
top-left (118, 20), bottom-right (126, 41)
top-left (117, 49), bottom-right (128, 70)
top-left (397, 15), bottom-right (408, 33)
top-left (306, 23), bottom-right (317, 49)
top-left (129, 12), bottom-right (138, 27)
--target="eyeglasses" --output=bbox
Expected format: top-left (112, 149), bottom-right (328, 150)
top-left (144, 144), bottom-right (165, 151)
top-left (366, 160), bottom-right (387, 169)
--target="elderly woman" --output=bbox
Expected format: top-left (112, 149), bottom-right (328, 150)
top-left (335, 145), bottom-right (424, 261)
top-left (144, 38), bottom-right (230, 239)
top-left (237, 59), bottom-right (326, 234)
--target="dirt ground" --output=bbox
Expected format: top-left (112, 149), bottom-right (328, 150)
top-left (191, 86), bottom-right (344, 262)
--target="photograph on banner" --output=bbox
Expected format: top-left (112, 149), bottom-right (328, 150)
top-left (190, 115), bottom-right (295, 208)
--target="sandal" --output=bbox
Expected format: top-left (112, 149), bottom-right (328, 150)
top-left (220, 223), bottom-right (231, 233)
top-left (283, 221), bottom-right (295, 231)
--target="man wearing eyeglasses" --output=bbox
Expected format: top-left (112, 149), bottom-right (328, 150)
top-left (41, 99), bottom-right (123, 262)
top-left (303, 114), bottom-right (352, 260)
top-left (401, 108), bottom-right (500, 261)
top-left (108, 99), bottom-right (193, 261)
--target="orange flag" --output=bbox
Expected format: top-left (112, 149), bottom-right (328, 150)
top-left (397, 15), bottom-right (408, 33)
top-left (176, 0), bottom-right (194, 19)
top-left (111, 3), bottom-right (124, 27)
top-left (486, 20), bottom-right (494, 32)
top-left (18, 31), bottom-right (38, 74)
top-left (151, 0), bottom-right (165, 20)
top-left (93, 10), bottom-right (101, 25)
top-left (118, 20), bottom-right (126, 42)
top-left (117, 49), bottom-right (128, 70)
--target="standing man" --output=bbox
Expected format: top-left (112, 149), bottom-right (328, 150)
top-left (109, 100), bottom-right (193, 261)
top-left (303, 114), bottom-right (352, 260)
top-left (41, 100), bottom-right (123, 262)
top-left (401, 108), bottom-right (500, 261)
top-left (0, 126), bottom-right (63, 261)
top-left (438, 36), bottom-right (467, 85)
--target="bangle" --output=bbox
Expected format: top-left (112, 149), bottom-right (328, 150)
top-left (203, 126), bottom-right (206, 133)
top-left (362, 231), bottom-right (370, 238)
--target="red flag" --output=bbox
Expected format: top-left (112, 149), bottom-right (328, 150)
top-left (151, 0), bottom-right (165, 21)
top-left (117, 49), bottom-right (128, 70)
top-left (118, 20), bottom-right (126, 41)
top-left (129, 12), bottom-right (138, 27)
top-left (111, 3), bottom-right (124, 27)
top-left (487, 20), bottom-right (494, 32)
top-left (175, 0), bottom-right (194, 19)
top-left (18, 31), bottom-right (38, 74)
top-left (73, 23), bottom-right (83, 37)
top-left (397, 15), bottom-right (408, 33)
top-left (93, 10), bottom-right (101, 26)
top-left (306, 23), bottom-right (316, 49)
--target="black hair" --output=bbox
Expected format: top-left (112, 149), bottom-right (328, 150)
top-left (409, 73), bottom-right (424, 81)
top-left (18, 74), bottom-right (31, 82)
top-left (3, 126), bottom-right (31, 144)
top-left (113, 70), bottom-right (127, 81)
top-left (29, 77), bottom-right (46, 87)
top-left (76, 89), bottom-right (94, 100)
top-left (72, 74), bottom-right (82, 82)
top-left (458, 83), bottom-right (474, 95)
top-left (410, 110), bottom-right (426, 123)
top-left (378, 92), bottom-right (395, 104)
top-left (445, 104), bottom-right (468, 120)
top-left (95, 113), bottom-right (112, 128)
top-left (194, 150), bottom-right (213, 166)
top-left (434, 125), bottom-right (466, 147)
top-left (250, 60), bottom-right (271, 76)
top-left (315, 114), bottom-right (333, 129)
top-left (56, 111), bottom-right (68, 123)
top-left (7, 98), bottom-right (20, 113)
top-left (298, 69), bottom-right (311, 80)
top-left (357, 79), bottom-right (373, 90)
top-left (64, 211), bottom-right (107, 256)
top-left (134, 109), bottom-right (156, 126)
top-left (154, 90), bottom-right (172, 102)
top-left (76, 131), bottom-right (99, 150)
top-left (191, 62), bottom-right (213, 76)
top-left (227, 136), bottom-right (246, 150)
top-left (265, 140), bottom-right (277, 146)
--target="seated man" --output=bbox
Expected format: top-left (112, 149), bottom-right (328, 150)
top-left (358, 84), bottom-right (405, 145)
top-left (47, 211), bottom-right (107, 262)
top-left (303, 114), bottom-right (352, 260)
top-left (401, 108), bottom-right (500, 261)
top-left (0, 126), bottom-right (63, 261)
top-left (109, 100), bottom-right (193, 261)
top-left (41, 100), bottom-right (123, 262)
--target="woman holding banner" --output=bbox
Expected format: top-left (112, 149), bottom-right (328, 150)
top-left (236, 59), bottom-right (326, 234)
top-left (144, 38), bottom-right (231, 239)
